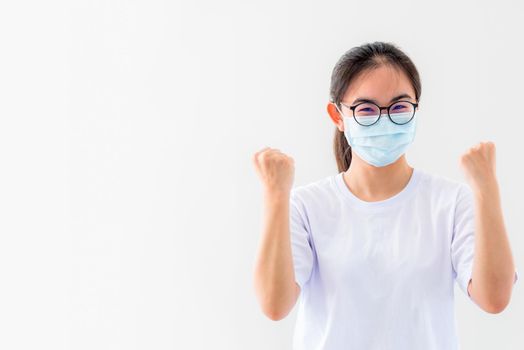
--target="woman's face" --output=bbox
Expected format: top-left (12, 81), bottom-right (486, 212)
top-left (328, 64), bottom-right (418, 131)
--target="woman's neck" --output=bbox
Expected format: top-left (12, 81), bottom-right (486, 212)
top-left (343, 155), bottom-right (414, 202)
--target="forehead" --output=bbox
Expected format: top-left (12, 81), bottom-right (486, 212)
top-left (342, 65), bottom-right (415, 104)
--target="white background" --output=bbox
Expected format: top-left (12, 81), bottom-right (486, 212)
top-left (0, 0), bottom-right (522, 349)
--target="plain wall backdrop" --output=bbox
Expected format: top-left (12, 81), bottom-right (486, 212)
top-left (0, 0), bottom-right (522, 349)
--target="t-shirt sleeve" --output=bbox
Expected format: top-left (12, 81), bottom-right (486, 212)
top-left (289, 189), bottom-right (314, 290)
top-left (451, 183), bottom-right (519, 300)
top-left (451, 183), bottom-right (476, 299)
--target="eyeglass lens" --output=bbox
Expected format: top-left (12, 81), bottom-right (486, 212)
top-left (353, 101), bottom-right (415, 126)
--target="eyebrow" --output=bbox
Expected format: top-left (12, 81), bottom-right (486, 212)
top-left (351, 93), bottom-right (413, 105)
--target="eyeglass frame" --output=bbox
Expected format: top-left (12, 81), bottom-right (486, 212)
top-left (334, 100), bottom-right (419, 127)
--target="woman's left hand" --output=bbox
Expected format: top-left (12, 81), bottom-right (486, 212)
top-left (458, 140), bottom-right (517, 313)
top-left (459, 141), bottom-right (498, 193)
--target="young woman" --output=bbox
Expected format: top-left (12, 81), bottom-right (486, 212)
top-left (252, 41), bottom-right (519, 349)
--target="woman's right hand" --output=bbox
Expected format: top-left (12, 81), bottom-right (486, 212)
top-left (252, 146), bottom-right (300, 321)
top-left (252, 147), bottom-right (295, 196)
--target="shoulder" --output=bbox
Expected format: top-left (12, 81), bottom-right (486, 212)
top-left (415, 168), bottom-right (470, 200)
top-left (290, 173), bottom-right (339, 209)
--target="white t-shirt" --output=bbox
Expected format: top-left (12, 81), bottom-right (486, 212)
top-left (289, 167), bottom-right (519, 350)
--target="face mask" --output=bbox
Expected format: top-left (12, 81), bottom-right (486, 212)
top-left (342, 112), bottom-right (418, 167)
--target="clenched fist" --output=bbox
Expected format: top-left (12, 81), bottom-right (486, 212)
top-left (459, 141), bottom-right (497, 193)
top-left (252, 147), bottom-right (295, 195)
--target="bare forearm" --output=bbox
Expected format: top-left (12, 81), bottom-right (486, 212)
top-left (471, 179), bottom-right (516, 311)
top-left (253, 191), bottom-right (298, 319)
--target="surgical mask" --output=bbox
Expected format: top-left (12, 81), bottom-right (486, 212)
top-left (342, 112), bottom-right (418, 167)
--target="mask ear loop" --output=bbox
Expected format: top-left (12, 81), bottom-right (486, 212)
top-left (333, 102), bottom-right (353, 155)
top-left (333, 102), bottom-right (349, 128)
top-left (331, 100), bottom-right (343, 115)
top-left (332, 101), bottom-right (347, 126)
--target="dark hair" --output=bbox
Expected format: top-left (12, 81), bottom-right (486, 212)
top-left (330, 41), bottom-right (422, 172)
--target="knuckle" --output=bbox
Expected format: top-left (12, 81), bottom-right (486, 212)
top-left (259, 152), bottom-right (269, 162)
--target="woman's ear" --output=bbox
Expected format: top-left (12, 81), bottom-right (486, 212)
top-left (327, 102), bottom-right (344, 132)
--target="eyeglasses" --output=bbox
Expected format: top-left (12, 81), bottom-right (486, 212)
top-left (336, 100), bottom-right (419, 126)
